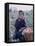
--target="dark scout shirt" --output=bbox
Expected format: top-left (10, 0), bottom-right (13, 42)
top-left (15, 18), bottom-right (26, 31)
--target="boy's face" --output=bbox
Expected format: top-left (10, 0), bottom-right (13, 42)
top-left (19, 12), bottom-right (24, 20)
top-left (19, 12), bottom-right (23, 16)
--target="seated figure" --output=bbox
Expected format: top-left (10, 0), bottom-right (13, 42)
top-left (14, 10), bottom-right (26, 42)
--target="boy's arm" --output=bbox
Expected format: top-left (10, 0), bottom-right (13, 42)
top-left (23, 20), bottom-right (26, 27)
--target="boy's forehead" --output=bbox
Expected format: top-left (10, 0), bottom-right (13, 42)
top-left (19, 10), bottom-right (24, 15)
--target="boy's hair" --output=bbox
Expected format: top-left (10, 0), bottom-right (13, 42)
top-left (19, 10), bottom-right (24, 16)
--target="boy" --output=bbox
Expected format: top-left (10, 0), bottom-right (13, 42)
top-left (14, 10), bottom-right (26, 42)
